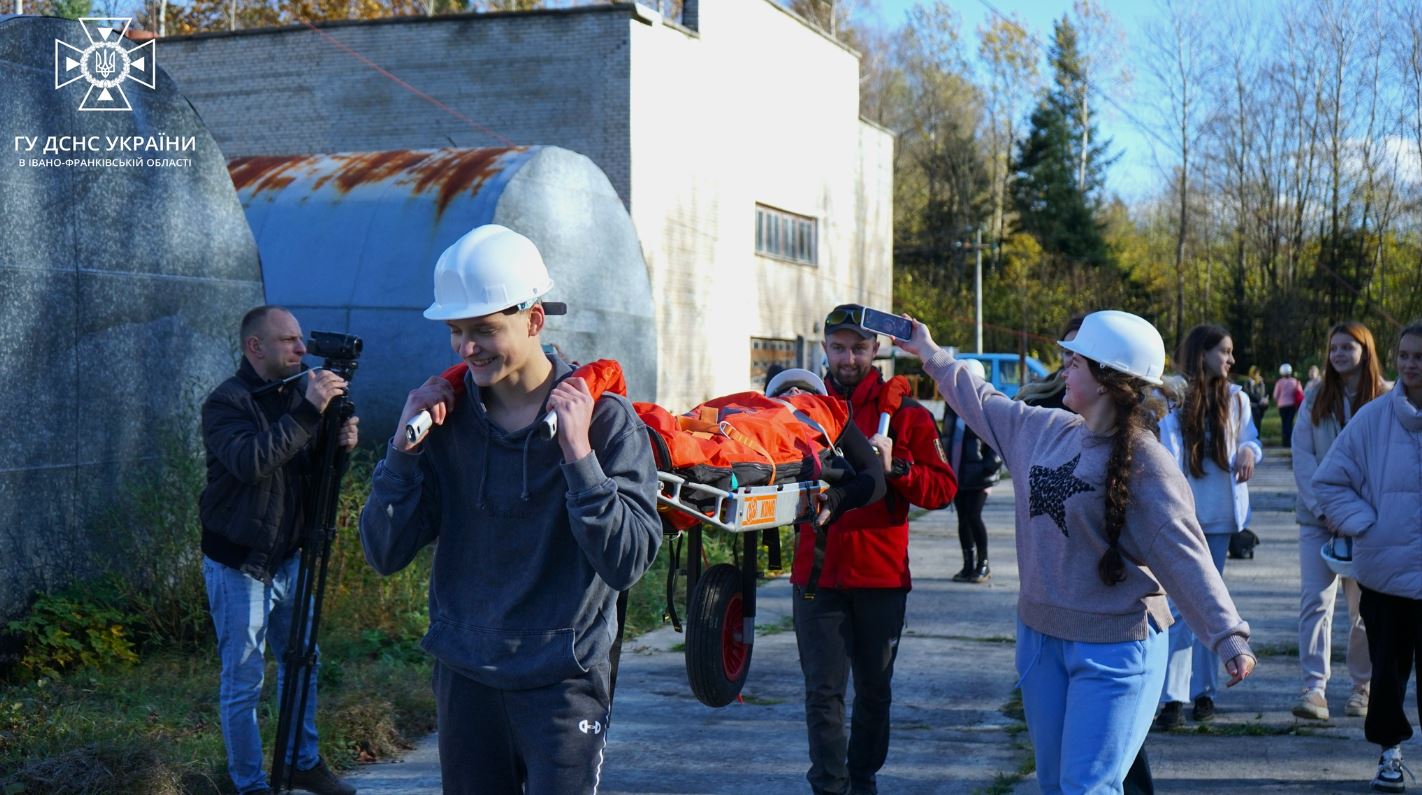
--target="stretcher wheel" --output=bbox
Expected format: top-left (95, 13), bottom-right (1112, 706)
top-left (685, 563), bottom-right (751, 707)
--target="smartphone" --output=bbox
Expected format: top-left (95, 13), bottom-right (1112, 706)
top-left (860, 307), bottom-right (914, 341)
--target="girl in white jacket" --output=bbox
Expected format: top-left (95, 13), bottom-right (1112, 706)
top-left (1314, 322), bottom-right (1422, 794)
top-left (1290, 321), bottom-right (1386, 722)
top-left (1153, 324), bottom-right (1262, 730)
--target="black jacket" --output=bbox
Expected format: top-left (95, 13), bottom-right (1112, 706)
top-left (942, 407), bottom-right (1002, 492)
top-left (199, 359), bottom-right (323, 582)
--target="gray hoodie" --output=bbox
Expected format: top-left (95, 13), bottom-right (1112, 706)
top-left (360, 357), bottom-right (662, 689)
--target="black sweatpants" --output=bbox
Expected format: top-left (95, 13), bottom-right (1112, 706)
top-left (954, 489), bottom-right (989, 561)
top-left (793, 586), bottom-right (908, 795)
top-left (1359, 586), bottom-right (1422, 748)
top-left (432, 659), bottom-right (612, 795)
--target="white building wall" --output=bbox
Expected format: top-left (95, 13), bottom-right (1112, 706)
top-left (629, 0), bottom-right (893, 409)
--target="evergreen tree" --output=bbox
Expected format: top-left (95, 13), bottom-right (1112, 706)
top-left (1009, 16), bottom-right (1113, 268)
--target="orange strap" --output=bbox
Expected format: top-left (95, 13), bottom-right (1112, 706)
top-left (718, 420), bottom-right (777, 485)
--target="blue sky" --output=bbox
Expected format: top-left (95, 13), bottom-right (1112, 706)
top-left (852, 0), bottom-right (1166, 202)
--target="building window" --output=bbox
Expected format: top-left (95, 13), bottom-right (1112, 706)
top-left (750, 337), bottom-right (799, 389)
top-left (755, 204), bottom-right (817, 265)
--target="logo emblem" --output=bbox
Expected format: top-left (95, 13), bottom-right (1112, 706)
top-left (54, 18), bottom-right (156, 112)
top-left (578, 719), bottom-right (603, 735)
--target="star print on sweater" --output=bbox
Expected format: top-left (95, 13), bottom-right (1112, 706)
top-left (1029, 453), bottom-right (1096, 536)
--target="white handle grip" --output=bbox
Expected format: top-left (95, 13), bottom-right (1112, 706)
top-left (876, 413), bottom-right (891, 437)
top-left (405, 410), bottom-right (434, 446)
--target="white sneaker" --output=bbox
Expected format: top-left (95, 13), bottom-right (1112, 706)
top-left (1292, 688), bottom-right (1329, 721)
top-left (1347, 687), bottom-right (1370, 718)
top-left (1373, 746), bottom-right (1413, 793)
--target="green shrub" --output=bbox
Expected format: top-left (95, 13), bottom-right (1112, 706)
top-left (321, 453), bottom-right (432, 648)
top-left (5, 587), bottom-right (138, 681)
top-left (91, 390), bottom-right (211, 650)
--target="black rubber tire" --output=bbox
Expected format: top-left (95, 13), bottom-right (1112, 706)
top-left (685, 563), bottom-right (752, 708)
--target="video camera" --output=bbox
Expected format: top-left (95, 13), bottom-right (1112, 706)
top-left (307, 331), bottom-right (362, 380)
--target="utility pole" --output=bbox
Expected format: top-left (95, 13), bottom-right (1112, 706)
top-left (974, 227), bottom-right (983, 354)
top-left (953, 228), bottom-right (986, 354)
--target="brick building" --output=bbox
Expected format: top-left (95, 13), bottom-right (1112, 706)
top-left (159, 0), bottom-right (894, 410)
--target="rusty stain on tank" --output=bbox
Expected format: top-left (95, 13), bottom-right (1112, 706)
top-left (228, 155), bottom-right (315, 194)
top-left (312, 150), bottom-right (434, 194)
top-left (409, 148), bottom-right (525, 217)
top-left (229, 147), bottom-right (529, 219)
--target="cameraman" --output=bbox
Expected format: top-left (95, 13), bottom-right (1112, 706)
top-left (199, 306), bottom-right (358, 795)
top-left (360, 225), bottom-right (661, 795)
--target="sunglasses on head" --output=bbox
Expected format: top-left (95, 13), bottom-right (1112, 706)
top-left (824, 307), bottom-right (865, 327)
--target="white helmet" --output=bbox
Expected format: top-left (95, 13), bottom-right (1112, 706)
top-left (1279, 363), bottom-right (1294, 376)
top-left (1058, 310), bottom-right (1165, 385)
top-left (424, 224), bottom-right (559, 321)
top-left (766, 368), bottom-right (827, 397)
top-left (961, 358), bottom-right (987, 380)
top-left (1320, 536), bottom-right (1354, 579)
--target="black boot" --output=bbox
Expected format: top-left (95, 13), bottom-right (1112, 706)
top-left (952, 548), bottom-right (975, 582)
top-left (969, 557), bottom-right (991, 583)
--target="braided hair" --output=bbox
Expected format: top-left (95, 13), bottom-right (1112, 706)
top-left (1086, 359), bottom-right (1160, 586)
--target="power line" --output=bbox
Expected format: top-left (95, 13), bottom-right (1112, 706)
top-left (296, 17), bottom-right (516, 147)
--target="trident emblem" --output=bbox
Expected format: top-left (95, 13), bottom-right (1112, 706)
top-left (93, 47), bottom-right (116, 78)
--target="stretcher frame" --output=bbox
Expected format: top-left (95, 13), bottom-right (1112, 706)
top-left (654, 472), bottom-right (827, 707)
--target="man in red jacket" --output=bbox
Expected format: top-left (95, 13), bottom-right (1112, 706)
top-left (792, 304), bottom-right (958, 795)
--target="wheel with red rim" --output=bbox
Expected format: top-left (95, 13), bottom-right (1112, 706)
top-left (685, 563), bottom-right (752, 707)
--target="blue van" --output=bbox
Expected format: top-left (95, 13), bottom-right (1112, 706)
top-left (954, 353), bottom-right (1051, 399)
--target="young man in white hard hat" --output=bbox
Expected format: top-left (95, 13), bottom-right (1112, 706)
top-left (358, 224), bottom-right (662, 794)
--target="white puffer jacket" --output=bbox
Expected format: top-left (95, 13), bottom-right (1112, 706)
top-left (1313, 384), bottom-right (1422, 599)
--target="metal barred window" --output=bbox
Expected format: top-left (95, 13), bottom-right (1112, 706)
top-left (754, 204), bottom-right (817, 265)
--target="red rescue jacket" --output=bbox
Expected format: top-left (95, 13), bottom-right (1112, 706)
top-left (790, 370), bottom-right (957, 590)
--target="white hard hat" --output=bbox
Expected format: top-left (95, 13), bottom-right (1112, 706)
top-left (767, 368), bottom-right (827, 397)
top-left (1058, 310), bottom-right (1165, 385)
top-left (1279, 363), bottom-right (1294, 376)
top-left (1320, 536), bottom-right (1354, 579)
top-left (424, 224), bottom-right (560, 321)
top-left (961, 358), bottom-right (987, 380)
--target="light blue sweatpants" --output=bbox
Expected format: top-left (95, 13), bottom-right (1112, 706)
top-left (1017, 618), bottom-right (1168, 795)
top-left (1161, 532), bottom-right (1231, 703)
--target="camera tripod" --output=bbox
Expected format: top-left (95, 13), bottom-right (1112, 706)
top-left (270, 338), bottom-right (359, 793)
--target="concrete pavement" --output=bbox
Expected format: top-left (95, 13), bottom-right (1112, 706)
top-left (352, 447), bottom-right (1399, 793)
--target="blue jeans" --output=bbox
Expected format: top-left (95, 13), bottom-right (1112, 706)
top-left (1161, 533), bottom-right (1230, 703)
top-left (203, 555), bottom-right (320, 793)
top-left (1017, 618), bottom-right (1168, 795)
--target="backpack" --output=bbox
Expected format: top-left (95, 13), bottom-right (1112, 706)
top-left (1228, 528), bottom-right (1260, 560)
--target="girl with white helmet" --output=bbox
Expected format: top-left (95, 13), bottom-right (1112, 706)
top-left (1313, 322), bottom-right (1422, 794)
top-left (1152, 324), bottom-right (1263, 730)
top-left (898, 310), bottom-right (1255, 795)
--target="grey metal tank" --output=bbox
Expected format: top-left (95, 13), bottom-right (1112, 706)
top-left (229, 146), bottom-right (658, 443)
top-left (0, 16), bottom-right (264, 619)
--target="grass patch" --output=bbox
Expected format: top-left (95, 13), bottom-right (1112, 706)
top-left (973, 690), bottom-right (1033, 795)
top-left (1184, 714), bottom-right (1328, 737)
top-left (738, 693), bottom-right (784, 706)
top-left (906, 631), bottom-right (1016, 645)
top-left (0, 645), bottom-right (435, 794)
top-left (756, 615), bottom-right (795, 636)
